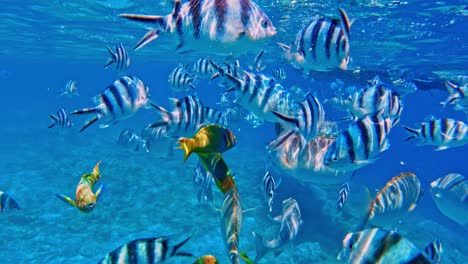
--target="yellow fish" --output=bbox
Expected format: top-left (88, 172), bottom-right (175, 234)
top-left (56, 161), bottom-right (105, 213)
top-left (178, 125), bottom-right (236, 162)
top-left (193, 255), bottom-right (218, 264)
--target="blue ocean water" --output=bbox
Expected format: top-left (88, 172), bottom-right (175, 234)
top-left (1, 0), bottom-right (468, 263)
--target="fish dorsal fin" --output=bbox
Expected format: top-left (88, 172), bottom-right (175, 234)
top-left (338, 8), bottom-right (351, 39)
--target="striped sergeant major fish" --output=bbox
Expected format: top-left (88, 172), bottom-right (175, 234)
top-left (193, 58), bottom-right (218, 79)
top-left (392, 78), bottom-right (417, 95)
top-left (211, 59), bottom-right (243, 82)
top-left (98, 235), bottom-right (193, 264)
top-left (323, 110), bottom-right (393, 171)
top-left (117, 129), bottom-right (150, 152)
top-left (119, 0), bottom-right (276, 53)
top-left (221, 69), bottom-right (296, 123)
top-left (104, 43), bottom-right (130, 71)
top-left (272, 67), bottom-right (286, 81)
top-left (60, 80), bottom-right (79, 98)
top-left (338, 228), bottom-right (442, 264)
top-left (272, 93), bottom-right (325, 141)
top-left (277, 8), bottom-right (351, 71)
top-left (148, 95), bottom-right (225, 137)
top-left (169, 64), bottom-right (197, 92)
top-left (48, 108), bottom-right (72, 128)
top-left (0, 191), bottom-right (20, 212)
top-left (343, 83), bottom-right (403, 126)
top-left (359, 172), bottom-right (423, 230)
top-left (253, 197), bottom-right (302, 262)
top-left (262, 169), bottom-right (281, 213)
top-left (72, 76), bottom-right (149, 132)
top-left (430, 173), bottom-right (468, 227)
top-left (56, 161), bottom-right (105, 213)
top-left (337, 182), bottom-right (350, 212)
top-left (205, 106), bottom-right (227, 126)
top-left (193, 162), bottom-right (215, 205)
top-left (424, 239), bottom-right (443, 264)
top-left (441, 79), bottom-right (468, 111)
top-left (403, 118), bottom-right (468, 151)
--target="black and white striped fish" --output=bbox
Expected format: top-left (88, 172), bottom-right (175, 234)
top-left (192, 58), bottom-right (217, 79)
top-left (120, 0), bottom-right (276, 54)
top-left (193, 162), bottom-right (215, 205)
top-left (220, 186), bottom-right (243, 264)
top-left (221, 70), bottom-right (295, 122)
top-left (205, 106), bottom-right (227, 127)
top-left (278, 8), bottom-right (351, 71)
top-left (430, 173), bottom-right (468, 227)
top-left (262, 170), bottom-right (280, 213)
top-left (392, 78), bottom-right (417, 95)
top-left (337, 182), bottom-right (350, 212)
top-left (117, 129), bottom-right (150, 152)
top-left (48, 108), bottom-right (72, 129)
top-left (424, 239), bottom-right (443, 264)
top-left (323, 111), bottom-right (393, 171)
top-left (104, 43), bottom-right (131, 71)
top-left (403, 118), bottom-right (468, 151)
top-left (98, 235), bottom-right (193, 264)
top-left (253, 197), bottom-right (302, 261)
top-left (169, 64), bottom-right (197, 92)
top-left (272, 93), bottom-right (325, 140)
top-left (441, 79), bottom-right (468, 111)
top-left (343, 84), bottom-right (403, 126)
top-left (148, 95), bottom-right (224, 137)
top-left (0, 191), bottom-right (20, 212)
top-left (338, 228), bottom-right (440, 264)
top-left (72, 76), bottom-right (150, 132)
top-left (359, 172), bottom-right (423, 229)
top-left (60, 80), bottom-right (79, 98)
top-left (272, 67), bottom-right (287, 81)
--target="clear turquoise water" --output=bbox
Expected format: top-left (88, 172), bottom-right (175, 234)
top-left (1, 1), bottom-right (468, 263)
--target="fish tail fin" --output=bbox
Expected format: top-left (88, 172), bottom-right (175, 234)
top-left (253, 232), bottom-right (268, 262)
top-left (104, 45), bottom-right (115, 68)
top-left (56, 194), bottom-right (77, 208)
top-left (95, 184), bottom-right (105, 201)
top-left (177, 137), bottom-right (194, 162)
top-left (170, 235), bottom-right (193, 257)
top-left (48, 114), bottom-right (58, 128)
top-left (403, 126), bottom-right (420, 142)
top-left (92, 160), bottom-right (102, 178)
top-left (7, 195), bottom-right (20, 210)
top-left (148, 102), bottom-right (172, 127)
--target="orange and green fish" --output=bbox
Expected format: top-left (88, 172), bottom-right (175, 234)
top-left (196, 152), bottom-right (236, 194)
top-left (56, 161), bottom-right (105, 213)
top-left (193, 255), bottom-right (219, 264)
top-left (178, 125), bottom-right (236, 162)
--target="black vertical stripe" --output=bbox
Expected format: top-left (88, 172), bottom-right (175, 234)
top-left (336, 31), bottom-right (344, 59)
top-left (215, 0), bottom-right (227, 37)
top-left (298, 25), bottom-right (308, 58)
top-left (441, 119), bottom-right (448, 140)
top-left (185, 96), bottom-right (192, 130)
top-left (422, 123), bottom-right (427, 138)
top-left (325, 20), bottom-right (338, 59)
top-left (147, 239), bottom-right (156, 263)
top-left (249, 74), bottom-right (262, 103)
top-left (127, 241), bottom-right (138, 263)
top-left (310, 19), bottom-right (324, 61)
top-left (1, 194), bottom-right (6, 211)
top-left (123, 77), bottom-right (136, 104)
top-left (189, 0), bottom-right (201, 38)
top-left (240, 0), bottom-right (251, 30)
top-left (357, 119), bottom-right (371, 159)
top-left (260, 78), bottom-right (275, 109)
top-left (161, 239), bottom-right (169, 261)
top-left (101, 93), bottom-right (115, 116)
top-left (372, 114), bottom-right (384, 146)
top-left (429, 121), bottom-right (436, 141)
top-left (243, 74), bottom-right (251, 94)
top-left (343, 131), bottom-right (356, 162)
top-left (373, 233), bottom-right (402, 262)
top-left (109, 85), bottom-right (125, 113)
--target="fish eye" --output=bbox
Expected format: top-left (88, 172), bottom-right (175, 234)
top-left (87, 202), bottom-right (95, 208)
top-left (262, 19), bottom-right (269, 28)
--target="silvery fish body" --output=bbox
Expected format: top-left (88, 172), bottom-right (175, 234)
top-left (253, 198), bottom-right (302, 261)
top-left (120, 0), bottom-right (276, 54)
top-left (338, 228), bottom-right (437, 264)
top-left (192, 58), bottom-right (218, 79)
top-left (262, 170), bottom-right (279, 213)
top-left (98, 236), bottom-right (192, 264)
top-left (220, 186), bottom-right (243, 264)
top-left (169, 64), bottom-right (197, 92)
top-left (222, 70), bottom-right (296, 122)
top-left (72, 76), bottom-right (149, 132)
top-left (403, 118), bottom-right (468, 151)
top-left (117, 129), bottom-right (149, 152)
top-left (48, 108), bottom-right (73, 129)
top-left (104, 43), bottom-right (131, 71)
top-left (323, 111), bottom-right (393, 172)
top-left (430, 173), bottom-right (468, 227)
top-left (343, 84), bottom-right (403, 126)
top-left (278, 9), bottom-right (351, 71)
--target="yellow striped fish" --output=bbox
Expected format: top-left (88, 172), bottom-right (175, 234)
top-left (360, 172), bottom-right (423, 229)
top-left (56, 161), bottom-right (105, 213)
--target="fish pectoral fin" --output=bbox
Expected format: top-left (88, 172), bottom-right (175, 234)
top-left (95, 184), bottom-right (105, 201)
top-left (134, 29), bottom-right (160, 51)
top-left (56, 194), bottom-right (77, 208)
top-left (435, 146), bottom-right (450, 151)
